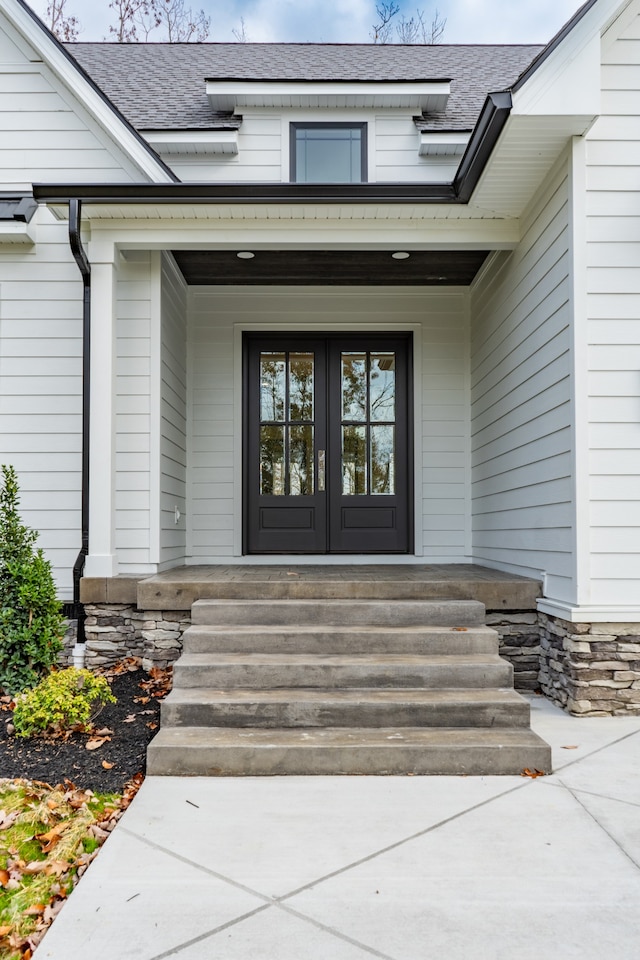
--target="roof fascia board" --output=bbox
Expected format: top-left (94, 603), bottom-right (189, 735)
top-left (512, 0), bottom-right (632, 118)
top-left (3, 0), bottom-right (177, 183)
top-left (206, 80), bottom-right (451, 112)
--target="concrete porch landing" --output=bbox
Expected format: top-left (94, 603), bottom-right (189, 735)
top-left (124, 564), bottom-right (541, 612)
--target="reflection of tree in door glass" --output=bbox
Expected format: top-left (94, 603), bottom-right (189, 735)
top-left (289, 354), bottom-right (314, 421)
top-left (370, 353), bottom-right (395, 422)
top-left (341, 353), bottom-right (366, 420)
top-left (260, 424), bottom-right (285, 495)
top-left (260, 353), bottom-right (286, 422)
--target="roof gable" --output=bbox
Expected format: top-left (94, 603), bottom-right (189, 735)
top-left (0, 0), bottom-right (176, 182)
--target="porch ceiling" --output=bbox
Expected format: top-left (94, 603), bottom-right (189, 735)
top-left (172, 248), bottom-right (490, 285)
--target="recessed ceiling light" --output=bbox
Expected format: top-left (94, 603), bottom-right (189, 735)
top-left (237, 251), bottom-right (255, 259)
top-left (391, 251), bottom-right (410, 260)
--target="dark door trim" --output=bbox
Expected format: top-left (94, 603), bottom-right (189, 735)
top-left (243, 331), bottom-right (413, 555)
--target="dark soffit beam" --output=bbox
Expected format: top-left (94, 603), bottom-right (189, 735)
top-left (172, 249), bottom-right (490, 286)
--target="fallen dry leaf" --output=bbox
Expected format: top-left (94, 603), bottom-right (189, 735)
top-left (37, 822), bottom-right (69, 853)
top-left (94, 727), bottom-right (114, 737)
top-left (0, 869), bottom-right (9, 886)
top-left (0, 925), bottom-right (12, 937)
top-left (146, 722), bottom-right (158, 730)
top-left (22, 862), bottom-right (49, 875)
top-left (561, 745), bottom-right (579, 750)
top-left (24, 905), bottom-right (45, 916)
top-left (101, 760), bottom-right (114, 770)
top-left (521, 768), bottom-right (545, 779)
top-left (452, 627), bottom-right (468, 632)
top-left (122, 714), bottom-right (136, 723)
top-left (85, 737), bottom-right (111, 751)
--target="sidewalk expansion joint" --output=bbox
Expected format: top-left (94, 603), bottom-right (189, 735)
top-left (276, 778), bottom-right (530, 904)
top-left (564, 785), bottom-right (640, 873)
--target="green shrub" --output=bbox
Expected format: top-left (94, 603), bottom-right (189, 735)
top-left (12, 667), bottom-right (116, 737)
top-left (0, 464), bottom-right (65, 694)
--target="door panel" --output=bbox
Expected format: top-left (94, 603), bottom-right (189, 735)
top-left (247, 338), bottom-right (326, 553)
top-left (328, 338), bottom-right (410, 553)
top-left (245, 334), bottom-right (411, 554)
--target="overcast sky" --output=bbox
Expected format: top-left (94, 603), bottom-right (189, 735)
top-left (26, 0), bottom-right (585, 44)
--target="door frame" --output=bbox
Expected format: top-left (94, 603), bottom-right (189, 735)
top-left (242, 330), bottom-right (414, 555)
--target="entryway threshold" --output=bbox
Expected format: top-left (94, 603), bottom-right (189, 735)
top-left (135, 563), bottom-right (541, 612)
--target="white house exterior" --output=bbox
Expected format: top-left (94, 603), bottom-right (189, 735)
top-left (1, 0), bottom-right (640, 717)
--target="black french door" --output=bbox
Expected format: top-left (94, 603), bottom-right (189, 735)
top-left (245, 333), bottom-right (411, 554)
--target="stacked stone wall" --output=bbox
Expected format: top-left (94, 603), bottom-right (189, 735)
top-left (486, 612), bottom-right (540, 692)
top-left (74, 599), bottom-right (640, 718)
top-left (539, 615), bottom-right (640, 716)
top-left (82, 604), bottom-right (189, 671)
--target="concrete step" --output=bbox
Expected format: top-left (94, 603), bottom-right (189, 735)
top-left (181, 623), bottom-right (500, 656)
top-left (161, 686), bottom-right (531, 729)
top-left (172, 652), bottom-right (513, 690)
top-left (147, 725), bottom-right (552, 776)
top-left (191, 598), bottom-right (486, 628)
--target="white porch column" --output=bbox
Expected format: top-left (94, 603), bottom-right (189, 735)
top-left (84, 248), bottom-right (118, 577)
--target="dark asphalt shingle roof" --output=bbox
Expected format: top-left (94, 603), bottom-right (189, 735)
top-left (65, 42), bottom-right (543, 132)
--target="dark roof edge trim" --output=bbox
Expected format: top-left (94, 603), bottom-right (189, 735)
top-left (33, 182), bottom-right (458, 204)
top-left (453, 91), bottom-right (512, 202)
top-left (32, 87), bottom-right (512, 208)
top-left (511, 0), bottom-right (600, 92)
top-left (203, 76), bottom-right (454, 84)
top-left (14, 0), bottom-right (179, 183)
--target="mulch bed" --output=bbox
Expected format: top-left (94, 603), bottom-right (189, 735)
top-left (0, 662), bottom-right (172, 794)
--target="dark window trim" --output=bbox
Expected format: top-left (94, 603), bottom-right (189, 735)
top-left (290, 122), bottom-right (368, 184)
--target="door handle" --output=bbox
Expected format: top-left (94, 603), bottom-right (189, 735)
top-left (318, 449), bottom-right (326, 492)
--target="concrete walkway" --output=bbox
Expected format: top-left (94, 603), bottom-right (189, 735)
top-left (39, 697), bottom-right (640, 960)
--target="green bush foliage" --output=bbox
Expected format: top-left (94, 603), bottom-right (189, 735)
top-left (12, 667), bottom-right (116, 737)
top-left (0, 464), bottom-right (65, 694)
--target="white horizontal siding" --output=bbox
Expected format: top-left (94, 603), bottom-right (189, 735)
top-left (0, 211), bottom-right (82, 598)
top-left (160, 111), bottom-right (458, 184)
top-left (159, 253), bottom-right (187, 567)
top-left (470, 157), bottom-right (573, 599)
top-left (187, 286), bottom-right (469, 561)
top-left (581, 10), bottom-right (640, 608)
top-left (0, 18), bottom-right (143, 187)
top-left (374, 115), bottom-right (458, 183)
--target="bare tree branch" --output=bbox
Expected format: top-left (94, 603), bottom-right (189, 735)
top-left (45, 0), bottom-right (81, 41)
top-left (153, 0), bottom-right (211, 42)
top-left (371, 2), bottom-right (399, 43)
top-left (232, 16), bottom-right (249, 42)
top-left (108, 0), bottom-right (159, 42)
top-left (372, 4), bottom-right (446, 44)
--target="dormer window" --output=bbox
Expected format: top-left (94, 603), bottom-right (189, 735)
top-left (290, 123), bottom-right (367, 183)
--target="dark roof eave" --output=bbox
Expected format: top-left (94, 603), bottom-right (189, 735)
top-left (34, 182), bottom-right (459, 204)
top-left (33, 85), bottom-right (514, 208)
top-left (35, 94), bottom-right (500, 205)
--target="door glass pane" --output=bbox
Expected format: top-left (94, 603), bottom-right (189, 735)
top-left (289, 353), bottom-right (314, 421)
top-left (260, 353), bottom-right (286, 422)
top-left (371, 425), bottom-right (395, 495)
top-left (342, 425), bottom-right (367, 495)
top-left (370, 353), bottom-right (395, 422)
top-left (342, 352), bottom-right (366, 421)
top-left (260, 425), bottom-right (285, 495)
top-left (290, 425), bottom-right (314, 496)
